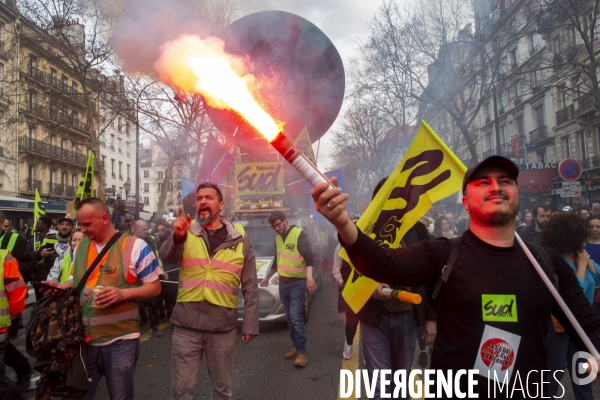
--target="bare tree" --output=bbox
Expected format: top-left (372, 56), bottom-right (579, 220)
top-left (331, 101), bottom-right (408, 211)
top-left (353, 0), bottom-right (505, 161)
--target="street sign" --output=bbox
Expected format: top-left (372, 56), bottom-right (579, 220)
top-left (560, 189), bottom-right (581, 198)
top-left (559, 158), bottom-right (582, 181)
top-left (562, 181), bottom-right (581, 190)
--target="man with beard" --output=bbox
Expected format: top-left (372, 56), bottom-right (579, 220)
top-left (311, 155), bottom-right (600, 398)
top-left (53, 217), bottom-right (73, 262)
top-left (520, 203), bottom-right (551, 243)
top-left (160, 182), bottom-right (258, 400)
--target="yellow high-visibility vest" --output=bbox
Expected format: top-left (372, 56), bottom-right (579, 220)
top-left (179, 224), bottom-right (246, 309)
top-left (276, 227), bottom-right (307, 278)
top-left (73, 236), bottom-right (139, 343)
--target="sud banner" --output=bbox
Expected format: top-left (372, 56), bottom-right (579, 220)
top-left (341, 120), bottom-right (468, 313)
top-left (234, 162), bottom-right (284, 196)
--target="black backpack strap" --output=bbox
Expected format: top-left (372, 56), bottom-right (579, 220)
top-left (432, 237), bottom-right (462, 300)
top-left (523, 241), bottom-right (559, 290)
top-left (75, 232), bottom-right (122, 295)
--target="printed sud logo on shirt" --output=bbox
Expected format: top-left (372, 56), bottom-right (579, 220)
top-left (481, 294), bottom-right (517, 322)
top-left (285, 243), bottom-right (295, 251)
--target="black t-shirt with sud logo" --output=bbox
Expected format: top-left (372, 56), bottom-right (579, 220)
top-left (345, 229), bottom-right (600, 398)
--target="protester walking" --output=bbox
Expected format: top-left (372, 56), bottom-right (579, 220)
top-left (260, 210), bottom-right (316, 367)
top-left (311, 155), bottom-right (600, 397)
top-left (47, 228), bottom-right (83, 283)
top-left (0, 233), bottom-right (29, 400)
top-left (160, 182), bottom-right (258, 400)
top-left (540, 212), bottom-right (600, 399)
top-left (332, 243), bottom-right (359, 360)
top-left (520, 203), bottom-right (551, 243)
top-left (42, 197), bottom-right (162, 400)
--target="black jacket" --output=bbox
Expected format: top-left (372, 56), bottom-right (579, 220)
top-left (520, 223), bottom-right (541, 243)
top-left (29, 232), bottom-right (60, 281)
top-left (340, 221), bottom-right (437, 327)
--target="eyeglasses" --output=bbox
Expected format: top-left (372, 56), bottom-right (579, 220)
top-left (271, 221), bottom-right (284, 230)
top-left (157, 228), bottom-right (165, 232)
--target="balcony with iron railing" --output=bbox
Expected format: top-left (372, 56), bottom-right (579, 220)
top-left (580, 155), bottom-right (600, 170)
top-left (24, 178), bottom-right (42, 192)
top-left (50, 183), bottom-right (76, 197)
top-left (577, 95), bottom-right (596, 115)
top-left (499, 143), bottom-right (511, 155)
top-left (529, 126), bottom-right (548, 142)
top-left (556, 104), bottom-right (575, 125)
top-left (26, 67), bottom-right (46, 85)
top-left (19, 137), bottom-right (90, 166)
top-left (140, 160), bottom-right (153, 168)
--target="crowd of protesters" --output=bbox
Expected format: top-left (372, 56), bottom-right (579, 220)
top-left (4, 155), bottom-right (600, 399)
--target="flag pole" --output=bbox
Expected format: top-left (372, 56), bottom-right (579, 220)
top-left (515, 232), bottom-right (600, 359)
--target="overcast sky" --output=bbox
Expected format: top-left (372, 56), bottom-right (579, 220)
top-left (238, 0), bottom-right (383, 170)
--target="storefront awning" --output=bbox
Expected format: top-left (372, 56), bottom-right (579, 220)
top-left (518, 169), bottom-right (556, 194)
top-left (0, 196), bottom-right (66, 214)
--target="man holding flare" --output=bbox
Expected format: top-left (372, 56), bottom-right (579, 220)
top-left (311, 155), bottom-right (600, 398)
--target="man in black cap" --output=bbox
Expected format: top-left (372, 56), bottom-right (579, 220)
top-left (311, 155), bottom-right (600, 398)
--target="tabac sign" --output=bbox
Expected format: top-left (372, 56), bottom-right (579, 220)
top-left (234, 162), bottom-right (284, 196)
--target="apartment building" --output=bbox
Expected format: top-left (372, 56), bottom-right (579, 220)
top-left (139, 140), bottom-right (187, 215)
top-left (98, 72), bottom-right (137, 204)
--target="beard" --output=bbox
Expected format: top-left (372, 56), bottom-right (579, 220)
top-left (471, 200), bottom-right (520, 228)
top-left (197, 208), bottom-right (220, 226)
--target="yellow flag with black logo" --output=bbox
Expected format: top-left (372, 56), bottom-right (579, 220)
top-left (341, 120), bottom-right (468, 313)
top-left (34, 188), bottom-right (45, 221)
top-left (293, 126), bottom-right (316, 164)
top-left (75, 151), bottom-right (94, 200)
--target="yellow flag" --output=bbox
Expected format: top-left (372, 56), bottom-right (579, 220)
top-left (34, 188), bottom-right (45, 222)
top-left (293, 126), bottom-right (316, 164)
top-left (75, 151), bottom-right (95, 200)
top-left (341, 120), bottom-right (468, 313)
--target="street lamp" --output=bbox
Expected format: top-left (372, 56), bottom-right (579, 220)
top-left (124, 179), bottom-right (131, 200)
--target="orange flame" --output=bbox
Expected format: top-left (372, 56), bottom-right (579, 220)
top-left (155, 35), bottom-right (281, 141)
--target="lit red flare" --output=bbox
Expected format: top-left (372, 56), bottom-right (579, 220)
top-left (155, 34), bottom-right (282, 140)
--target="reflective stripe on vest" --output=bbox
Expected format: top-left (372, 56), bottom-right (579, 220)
top-left (0, 232), bottom-right (19, 253)
top-left (179, 224), bottom-right (245, 308)
top-left (0, 249), bottom-right (11, 328)
top-left (275, 227), bottom-right (307, 278)
top-left (74, 235), bottom-right (139, 342)
top-left (60, 253), bottom-right (72, 283)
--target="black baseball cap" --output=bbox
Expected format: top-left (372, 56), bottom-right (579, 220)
top-left (462, 155), bottom-right (519, 194)
top-left (57, 217), bottom-right (73, 225)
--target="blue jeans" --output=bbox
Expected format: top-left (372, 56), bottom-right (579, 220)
top-left (361, 311), bottom-right (417, 400)
top-left (70, 339), bottom-right (140, 400)
top-left (279, 279), bottom-right (307, 354)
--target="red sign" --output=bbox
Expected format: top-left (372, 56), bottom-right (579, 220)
top-left (512, 135), bottom-right (520, 157)
top-left (559, 158), bottom-right (582, 181)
